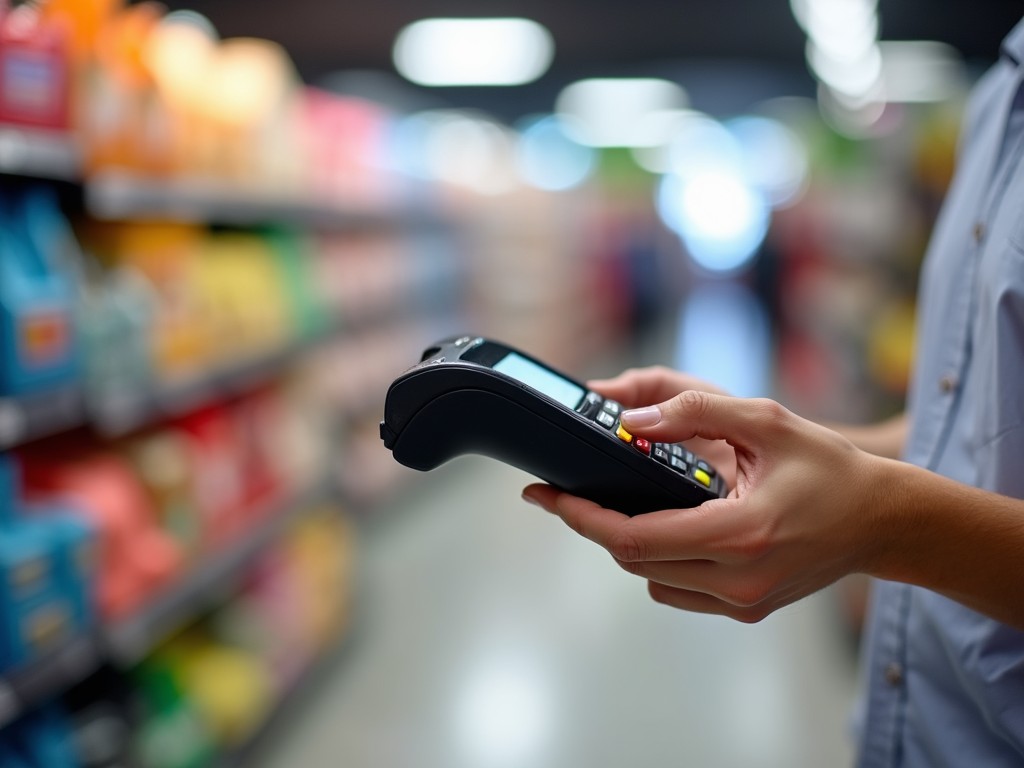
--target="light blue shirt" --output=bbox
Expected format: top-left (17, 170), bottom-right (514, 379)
top-left (856, 16), bottom-right (1024, 767)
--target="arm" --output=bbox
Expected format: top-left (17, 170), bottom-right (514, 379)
top-left (523, 389), bottom-right (1024, 630)
top-left (827, 412), bottom-right (908, 460)
top-left (872, 457), bottom-right (1024, 627)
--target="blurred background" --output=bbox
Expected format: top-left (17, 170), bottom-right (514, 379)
top-left (0, 0), bottom-right (1018, 766)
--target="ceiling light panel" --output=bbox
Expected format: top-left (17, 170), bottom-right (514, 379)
top-left (393, 18), bottom-right (554, 87)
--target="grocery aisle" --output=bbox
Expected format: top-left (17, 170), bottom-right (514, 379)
top-left (256, 455), bottom-right (860, 768)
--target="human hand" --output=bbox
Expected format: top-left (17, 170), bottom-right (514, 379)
top-left (588, 366), bottom-right (737, 488)
top-left (523, 391), bottom-right (885, 623)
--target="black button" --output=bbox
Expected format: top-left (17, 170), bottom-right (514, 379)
top-left (653, 446), bottom-right (670, 464)
top-left (579, 392), bottom-right (603, 418)
top-left (596, 411), bottom-right (616, 429)
top-left (669, 444), bottom-right (683, 457)
top-left (670, 456), bottom-right (688, 473)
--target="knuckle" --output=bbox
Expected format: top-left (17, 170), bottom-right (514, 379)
top-left (753, 398), bottom-right (791, 432)
top-left (607, 528), bottom-right (648, 562)
top-left (733, 605), bottom-right (771, 624)
top-left (722, 525), bottom-right (774, 563)
top-left (676, 389), bottom-right (711, 419)
top-left (723, 580), bottom-right (771, 609)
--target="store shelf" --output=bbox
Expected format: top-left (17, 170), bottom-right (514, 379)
top-left (91, 342), bottom-right (310, 437)
top-left (102, 481), bottom-right (333, 667)
top-left (0, 127), bottom-right (81, 181)
top-left (85, 171), bottom-right (449, 231)
top-left (0, 636), bottom-right (101, 731)
top-left (0, 326), bottom-right (341, 450)
top-left (0, 480), bottom-right (334, 730)
top-left (0, 386), bottom-right (85, 451)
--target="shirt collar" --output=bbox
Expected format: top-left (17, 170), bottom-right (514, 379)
top-left (1001, 16), bottom-right (1024, 65)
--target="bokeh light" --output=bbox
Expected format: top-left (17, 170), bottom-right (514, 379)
top-left (515, 116), bottom-right (596, 191)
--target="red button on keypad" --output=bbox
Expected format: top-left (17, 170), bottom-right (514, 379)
top-left (634, 438), bottom-right (651, 455)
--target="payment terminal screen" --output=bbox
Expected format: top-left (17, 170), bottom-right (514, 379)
top-left (492, 353), bottom-right (585, 410)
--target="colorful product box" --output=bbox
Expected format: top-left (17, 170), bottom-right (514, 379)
top-left (0, 188), bottom-right (80, 396)
top-left (0, 585), bottom-right (76, 670)
top-left (0, 4), bottom-right (72, 131)
top-left (21, 507), bottom-right (98, 630)
top-left (0, 523), bottom-right (59, 611)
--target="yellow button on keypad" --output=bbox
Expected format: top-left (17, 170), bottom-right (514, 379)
top-left (615, 424), bottom-right (633, 443)
top-left (693, 468), bottom-right (712, 488)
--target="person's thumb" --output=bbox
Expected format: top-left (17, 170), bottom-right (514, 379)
top-left (620, 390), bottom-right (778, 448)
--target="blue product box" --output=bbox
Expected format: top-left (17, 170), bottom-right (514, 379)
top-left (0, 585), bottom-right (76, 671)
top-left (0, 524), bottom-right (57, 611)
top-left (0, 188), bottom-right (80, 397)
top-left (20, 507), bottom-right (98, 630)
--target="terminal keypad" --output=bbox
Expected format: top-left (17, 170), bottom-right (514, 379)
top-left (576, 394), bottom-right (716, 490)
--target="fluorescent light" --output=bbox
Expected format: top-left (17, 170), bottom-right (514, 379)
top-left (393, 18), bottom-right (554, 87)
top-left (791, 0), bottom-right (877, 33)
top-left (807, 40), bottom-right (883, 99)
top-left (880, 41), bottom-right (965, 103)
top-left (555, 78), bottom-right (688, 147)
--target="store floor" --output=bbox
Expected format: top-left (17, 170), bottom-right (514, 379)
top-left (255, 455), bottom-right (861, 768)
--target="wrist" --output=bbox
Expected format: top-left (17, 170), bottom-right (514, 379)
top-left (852, 454), bottom-right (919, 581)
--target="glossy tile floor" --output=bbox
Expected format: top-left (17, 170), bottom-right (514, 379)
top-left (256, 455), bottom-right (861, 768)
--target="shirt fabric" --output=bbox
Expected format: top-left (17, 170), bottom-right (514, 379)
top-left (855, 16), bottom-right (1024, 768)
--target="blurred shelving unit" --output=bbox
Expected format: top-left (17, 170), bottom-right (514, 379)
top-left (0, 127), bottom-right (80, 182)
top-left (0, 6), bottom-right (626, 764)
top-left (84, 170), bottom-right (453, 232)
top-left (0, 115), bottom-right (469, 768)
top-left (0, 637), bottom-right (101, 732)
top-left (0, 386), bottom-right (85, 451)
top-left (101, 480), bottom-right (335, 667)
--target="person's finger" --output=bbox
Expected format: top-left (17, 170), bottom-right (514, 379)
top-left (586, 367), bottom-right (687, 409)
top-left (618, 558), bottom-right (781, 608)
top-left (523, 485), bottom-right (632, 537)
top-left (621, 391), bottom-right (789, 449)
top-left (646, 582), bottom-right (769, 622)
top-left (521, 483), bottom-right (565, 513)
top-left (529, 487), bottom-right (749, 563)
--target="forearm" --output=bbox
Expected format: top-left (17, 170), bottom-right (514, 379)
top-left (828, 412), bottom-right (908, 460)
top-left (867, 456), bottom-right (1024, 629)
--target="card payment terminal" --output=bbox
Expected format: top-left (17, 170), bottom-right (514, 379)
top-left (380, 336), bottom-right (726, 516)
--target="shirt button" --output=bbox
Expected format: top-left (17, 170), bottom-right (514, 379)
top-left (973, 222), bottom-right (986, 243)
top-left (938, 374), bottom-right (958, 394)
top-left (884, 662), bottom-right (904, 687)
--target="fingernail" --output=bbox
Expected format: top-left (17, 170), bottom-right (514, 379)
top-left (521, 492), bottom-right (542, 508)
top-left (621, 405), bottom-right (662, 428)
